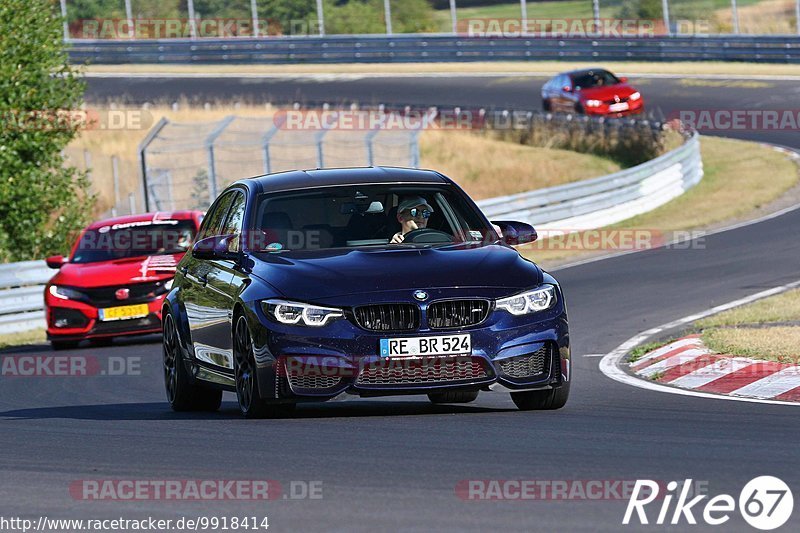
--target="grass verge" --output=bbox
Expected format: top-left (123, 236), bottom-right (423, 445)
top-left (519, 136), bottom-right (799, 266)
top-left (83, 60), bottom-right (800, 78)
top-left (0, 329), bottom-right (46, 350)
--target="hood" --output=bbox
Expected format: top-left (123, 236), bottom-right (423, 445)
top-left (578, 83), bottom-right (636, 101)
top-left (248, 244), bottom-right (542, 301)
top-left (49, 253), bottom-right (183, 288)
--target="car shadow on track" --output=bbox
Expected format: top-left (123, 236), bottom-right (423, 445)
top-left (0, 400), bottom-right (516, 421)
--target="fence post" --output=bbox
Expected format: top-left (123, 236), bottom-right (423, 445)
top-left (449, 0), bottom-right (458, 34)
top-left (384, 0), bottom-right (392, 35)
top-left (520, 1), bottom-right (527, 34)
top-left (187, 0), bottom-right (198, 39)
top-left (205, 116), bottom-right (236, 202)
top-left (111, 155), bottom-right (121, 216)
top-left (261, 122), bottom-right (280, 175)
top-left (661, 0), bottom-right (670, 35)
top-left (59, 0), bottom-right (69, 41)
top-left (250, 0), bottom-right (260, 38)
top-left (138, 117), bottom-right (169, 213)
top-left (124, 0), bottom-right (134, 38)
top-left (365, 127), bottom-right (381, 166)
top-left (731, 0), bottom-right (740, 34)
top-left (128, 193), bottom-right (136, 215)
top-left (797, 0), bottom-right (800, 36)
top-left (316, 0), bottom-right (325, 36)
top-left (82, 149), bottom-right (92, 177)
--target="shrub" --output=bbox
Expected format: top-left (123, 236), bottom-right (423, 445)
top-left (0, 0), bottom-right (94, 261)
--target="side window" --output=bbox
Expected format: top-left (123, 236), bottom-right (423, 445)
top-left (197, 192), bottom-right (235, 240)
top-left (221, 192), bottom-right (246, 252)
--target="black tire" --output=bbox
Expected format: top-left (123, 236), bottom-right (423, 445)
top-left (428, 390), bottom-right (479, 404)
top-left (233, 315), bottom-right (295, 419)
top-left (511, 381), bottom-right (570, 411)
top-left (162, 312), bottom-right (222, 412)
top-left (51, 340), bottom-right (79, 351)
top-left (574, 103), bottom-right (585, 115)
top-left (542, 98), bottom-right (552, 112)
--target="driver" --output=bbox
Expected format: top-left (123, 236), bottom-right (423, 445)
top-left (390, 196), bottom-right (434, 244)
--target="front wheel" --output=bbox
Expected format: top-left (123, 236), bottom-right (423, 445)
top-left (163, 312), bottom-right (222, 412)
top-left (511, 382), bottom-right (569, 411)
top-left (233, 315), bottom-right (295, 419)
top-left (542, 98), bottom-right (552, 112)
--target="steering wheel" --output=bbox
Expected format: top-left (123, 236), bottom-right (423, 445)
top-left (402, 228), bottom-right (453, 244)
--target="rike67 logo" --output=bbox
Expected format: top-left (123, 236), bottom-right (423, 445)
top-left (624, 476), bottom-right (793, 530)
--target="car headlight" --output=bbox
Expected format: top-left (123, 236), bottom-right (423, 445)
top-left (48, 285), bottom-right (86, 301)
top-left (262, 299), bottom-right (344, 327)
top-left (496, 286), bottom-right (556, 316)
top-left (585, 99), bottom-right (602, 107)
top-left (629, 91), bottom-right (641, 101)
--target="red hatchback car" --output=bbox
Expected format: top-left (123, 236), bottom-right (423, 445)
top-left (541, 68), bottom-right (644, 117)
top-left (44, 211), bottom-right (203, 350)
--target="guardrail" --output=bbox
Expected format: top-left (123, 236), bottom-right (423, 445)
top-left (0, 133), bottom-right (702, 337)
top-left (0, 261), bottom-right (51, 335)
top-left (477, 132), bottom-right (703, 232)
top-left (68, 35), bottom-right (800, 64)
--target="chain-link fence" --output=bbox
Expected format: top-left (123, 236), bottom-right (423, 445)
top-left (63, 147), bottom-right (145, 217)
top-left (139, 112), bottom-right (422, 212)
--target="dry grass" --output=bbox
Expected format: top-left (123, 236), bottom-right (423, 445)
top-left (0, 329), bottom-right (46, 350)
top-left (697, 289), bottom-right (800, 329)
top-left (702, 326), bottom-right (800, 363)
top-left (84, 60), bottom-right (800, 78)
top-left (419, 130), bottom-right (619, 200)
top-left (520, 136), bottom-right (799, 265)
top-left (70, 103), bottom-right (620, 213)
top-left (714, 0), bottom-right (798, 34)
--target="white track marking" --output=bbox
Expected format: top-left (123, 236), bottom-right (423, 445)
top-left (669, 357), bottom-right (757, 389)
top-left (599, 280), bottom-right (800, 406)
top-left (631, 337), bottom-right (702, 367)
top-left (636, 349), bottom-right (707, 378)
top-left (730, 367), bottom-right (800, 399)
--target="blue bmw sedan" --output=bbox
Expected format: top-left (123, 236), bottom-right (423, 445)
top-left (162, 167), bottom-right (570, 418)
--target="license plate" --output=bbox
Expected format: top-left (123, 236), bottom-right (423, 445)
top-left (609, 102), bottom-right (629, 112)
top-left (98, 303), bottom-right (149, 321)
top-left (379, 334), bottom-right (471, 357)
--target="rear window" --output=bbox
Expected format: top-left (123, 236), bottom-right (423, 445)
top-left (71, 219), bottom-right (198, 263)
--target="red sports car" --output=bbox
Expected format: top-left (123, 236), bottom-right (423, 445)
top-left (541, 68), bottom-right (644, 117)
top-left (44, 211), bottom-right (203, 350)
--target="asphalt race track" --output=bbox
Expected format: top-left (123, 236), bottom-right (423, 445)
top-left (1, 73), bottom-right (799, 531)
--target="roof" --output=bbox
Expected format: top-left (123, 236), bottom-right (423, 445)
top-left (244, 166), bottom-right (449, 195)
top-left (86, 210), bottom-right (201, 230)
top-left (563, 67), bottom-right (612, 77)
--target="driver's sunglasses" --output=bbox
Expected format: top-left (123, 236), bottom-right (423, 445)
top-left (407, 208), bottom-right (432, 219)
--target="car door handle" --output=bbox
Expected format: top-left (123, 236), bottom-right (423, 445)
top-left (180, 265), bottom-right (188, 274)
top-left (198, 274), bottom-right (208, 286)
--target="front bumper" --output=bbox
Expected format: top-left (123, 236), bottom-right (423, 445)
top-left (45, 295), bottom-right (166, 342)
top-left (245, 297), bottom-right (570, 401)
top-left (584, 99), bottom-right (644, 117)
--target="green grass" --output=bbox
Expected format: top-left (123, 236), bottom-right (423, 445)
top-left (0, 328), bottom-right (46, 349)
top-left (628, 339), bottom-right (675, 363)
top-left (702, 326), bottom-right (800, 363)
top-left (697, 289), bottom-right (800, 329)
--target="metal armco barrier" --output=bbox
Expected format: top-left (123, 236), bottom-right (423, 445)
top-left (68, 35), bottom-right (800, 64)
top-left (0, 261), bottom-right (51, 335)
top-left (477, 132), bottom-right (703, 232)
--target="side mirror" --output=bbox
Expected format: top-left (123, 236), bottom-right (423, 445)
top-left (192, 234), bottom-right (241, 261)
top-left (618, 76), bottom-right (628, 83)
top-left (491, 221), bottom-right (538, 246)
top-left (46, 255), bottom-right (65, 269)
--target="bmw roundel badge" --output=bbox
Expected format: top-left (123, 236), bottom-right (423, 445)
top-left (413, 290), bottom-right (428, 301)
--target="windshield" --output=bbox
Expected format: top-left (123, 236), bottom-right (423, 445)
top-left (571, 70), bottom-right (620, 89)
top-left (250, 185), bottom-right (492, 251)
top-left (71, 220), bottom-right (197, 263)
